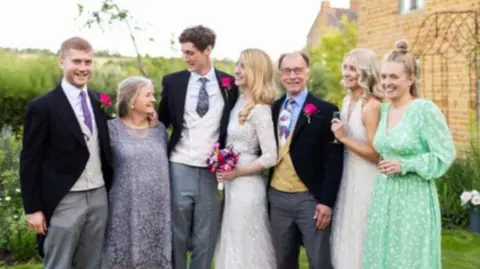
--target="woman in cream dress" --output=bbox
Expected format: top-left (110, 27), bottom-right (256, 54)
top-left (330, 48), bottom-right (383, 269)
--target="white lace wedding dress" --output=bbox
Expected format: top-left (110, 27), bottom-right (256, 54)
top-left (214, 96), bottom-right (277, 269)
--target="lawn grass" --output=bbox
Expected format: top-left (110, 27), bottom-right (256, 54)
top-left (3, 229), bottom-right (479, 269)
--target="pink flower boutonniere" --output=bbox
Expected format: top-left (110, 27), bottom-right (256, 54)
top-left (220, 77), bottom-right (232, 89)
top-left (303, 103), bottom-right (318, 124)
top-left (99, 93), bottom-right (115, 117)
top-left (220, 77), bottom-right (232, 100)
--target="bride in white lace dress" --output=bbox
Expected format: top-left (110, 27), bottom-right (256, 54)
top-left (330, 48), bottom-right (383, 269)
top-left (214, 48), bottom-right (278, 269)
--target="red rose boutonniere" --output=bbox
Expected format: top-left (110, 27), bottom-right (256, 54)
top-left (99, 93), bottom-right (115, 117)
top-left (303, 103), bottom-right (318, 123)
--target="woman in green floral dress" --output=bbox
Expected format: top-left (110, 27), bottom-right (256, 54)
top-left (362, 40), bottom-right (456, 269)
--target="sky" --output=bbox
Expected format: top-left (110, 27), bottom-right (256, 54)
top-left (0, 0), bottom-right (350, 60)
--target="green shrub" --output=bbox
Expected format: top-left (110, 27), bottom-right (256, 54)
top-left (0, 50), bottom-right (234, 133)
top-left (0, 51), bottom-right (60, 134)
top-left (438, 124), bottom-right (480, 228)
top-left (0, 127), bottom-right (39, 264)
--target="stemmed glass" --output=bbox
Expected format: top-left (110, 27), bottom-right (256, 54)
top-left (332, 111), bottom-right (341, 144)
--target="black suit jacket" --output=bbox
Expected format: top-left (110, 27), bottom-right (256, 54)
top-left (157, 69), bottom-right (239, 154)
top-left (269, 92), bottom-right (344, 208)
top-left (19, 85), bottom-right (113, 255)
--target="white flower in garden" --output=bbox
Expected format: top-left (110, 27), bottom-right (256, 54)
top-left (460, 191), bottom-right (473, 205)
top-left (472, 196), bottom-right (480, 206)
top-left (13, 215), bottom-right (18, 220)
top-left (15, 188), bottom-right (20, 193)
top-left (471, 190), bottom-right (480, 198)
top-left (4, 196), bottom-right (11, 202)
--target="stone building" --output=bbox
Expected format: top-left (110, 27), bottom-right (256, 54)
top-left (306, 0), bottom-right (359, 50)
top-left (357, 0), bottom-right (480, 145)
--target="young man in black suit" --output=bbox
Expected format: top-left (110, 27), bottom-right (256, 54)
top-left (19, 37), bottom-right (113, 269)
top-left (269, 51), bottom-right (344, 269)
top-left (157, 25), bottom-right (239, 269)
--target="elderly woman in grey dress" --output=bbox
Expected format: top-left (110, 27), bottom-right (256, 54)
top-left (102, 76), bottom-right (171, 269)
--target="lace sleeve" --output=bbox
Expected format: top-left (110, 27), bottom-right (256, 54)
top-left (250, 104), bottom-right (278, 169)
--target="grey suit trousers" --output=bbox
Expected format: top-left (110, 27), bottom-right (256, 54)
top-left (43, 187), bottom-right (108, 269)
top-left (170, 162), bottom-right (222, 269)
top-left (269, 187), bottom-right (333, 269)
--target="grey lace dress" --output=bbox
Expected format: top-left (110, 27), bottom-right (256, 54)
top-left (101, 119), bottom-right (172, 269)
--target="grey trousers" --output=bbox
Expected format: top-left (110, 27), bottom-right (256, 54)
top-left (43, 187), bottom-right (108, 269)
top-left (268, 188), bottom-right (332, 269)
top-left (169, 162), bottom-right (222, 269)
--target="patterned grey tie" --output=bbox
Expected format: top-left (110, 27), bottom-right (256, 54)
top-left (196, 77), bottom-right (209, 117)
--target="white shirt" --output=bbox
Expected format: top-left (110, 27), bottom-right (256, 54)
top-left (170, 68), bottom-right (226, 167)
top-left (61, 78), bottom-right (96, 133)
top-left (61, 78), bottom-right (104, 191)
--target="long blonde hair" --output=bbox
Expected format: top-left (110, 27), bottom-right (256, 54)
top-left (382, 39), bottom-right (419, 97)
top-left (341, 48), bottom-right (384, 103)
top-left (238, 48), bottom-right (277, 124)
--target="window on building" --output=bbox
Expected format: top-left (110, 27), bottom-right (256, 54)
top-left (400, 0), bottom-right (425, 13)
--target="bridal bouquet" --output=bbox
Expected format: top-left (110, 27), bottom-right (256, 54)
top-left (206, 142), bottom-right (239, 199)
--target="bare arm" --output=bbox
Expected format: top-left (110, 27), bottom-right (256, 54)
top-left (336, 99), bottom-right (381, 163)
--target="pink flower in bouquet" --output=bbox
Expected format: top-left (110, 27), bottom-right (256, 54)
top-left (217, 152), bottom-right (225, 165)
top-left (206, 143), bottom-right (240, 198)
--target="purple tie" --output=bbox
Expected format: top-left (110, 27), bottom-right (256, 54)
top-left (80, 91), bottom-right (93, 132)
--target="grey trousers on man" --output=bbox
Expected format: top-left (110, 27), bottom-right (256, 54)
top-left (269, 188), bottom-right (333, 269)
top-left (43, 187), bottom-right (108, 269)
top-left (170, 162), bottom-right (222, 269)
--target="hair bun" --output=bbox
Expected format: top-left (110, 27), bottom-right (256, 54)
top-left (395, 39), bottom-right (409, 54)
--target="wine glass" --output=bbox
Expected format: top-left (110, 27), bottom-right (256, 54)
top-left (332, 111), bottom-right (341, 144)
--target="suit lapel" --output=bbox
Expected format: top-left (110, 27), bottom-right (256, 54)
top-left (52, 87), bottom-right (87, 148)
top-left (215, 69), bottom-right (230, 104)
top-left (88, 90), bottom-right (113, 164)
top-left (88, 91), bottom-right (107, 141)
top-left (173, 71), bottom-right (191, 124)
top-left (272, 97), bottom-right (284, 142)
top-left (291, 93), bottom-right (314, 145)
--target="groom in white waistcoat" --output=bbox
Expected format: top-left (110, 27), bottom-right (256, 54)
top-left (157, 25), bottom-right (240, 269)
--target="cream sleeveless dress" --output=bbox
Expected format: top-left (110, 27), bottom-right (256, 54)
top-left (331, 96), bottom-right (378, 269)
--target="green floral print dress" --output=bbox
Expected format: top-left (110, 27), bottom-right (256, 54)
top-left (362, 99), bottom-right (456, 269)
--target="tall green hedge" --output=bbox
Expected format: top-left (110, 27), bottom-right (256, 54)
top-left (0, 49), bottom-right (235, 133)
top-left (0, 51), bottom-right (61, 134)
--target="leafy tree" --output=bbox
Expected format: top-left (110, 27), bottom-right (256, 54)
top-left (75, 1), bottom-right (234, 81)
top-left (308, 16), bottom-right (357, 106)
top-left (76, 0), bottom-right (153, 77)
